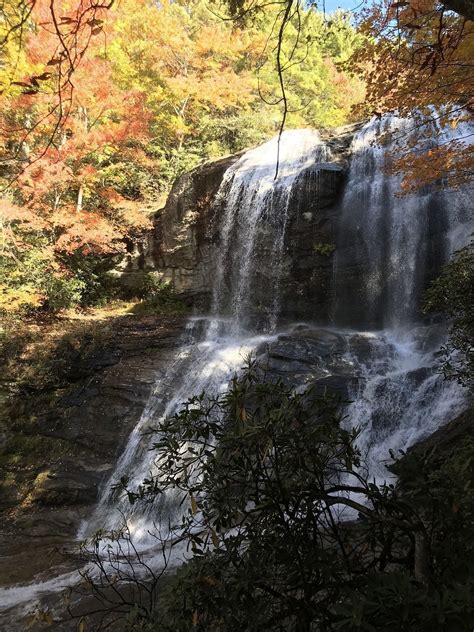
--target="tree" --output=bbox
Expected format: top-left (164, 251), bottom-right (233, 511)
top-left (424, 240), bottom-right (474, 388)
top-left (347, 0), bottom-right (473, 191)
top-left (74, 360), bottom-right (474, 630)
top-left (218, 0), bottom-right (472, 188)
top-left (0, 0), bottom-right (156, 312)
top-left (0, 0), bottom-right (115, 169)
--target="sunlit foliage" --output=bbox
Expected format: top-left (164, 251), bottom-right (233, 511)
top-left (0, 0), bottom-right (363, 314)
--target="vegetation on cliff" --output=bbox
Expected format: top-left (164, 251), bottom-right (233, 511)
top-left (424, 240), bottom-right (474, 388)
top-left (74, 357), bottom-right (474, 631)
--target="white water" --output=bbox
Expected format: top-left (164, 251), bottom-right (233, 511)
top-left (83, 321), bottom-right (277, 538)
top-left (210, 129), bottom-right (330, 334)
top-left (333, 115), bottom-right (473, 329)
top-left (330, 114), bottom-right (473, 485)
top-left (342, 327), bottom-right (467, 484)
top-left (2, 120), bottom-right (472, 611)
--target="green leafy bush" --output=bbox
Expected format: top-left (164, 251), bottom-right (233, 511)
top-left (63, 253), bottom-right (120, 307)
top-left (424, 240), bottom-right (474, 388)
top-left (313, 242), bottom-right (337, 256)
top-left (76, 363), bottom-right (474, 631)
top-left (43, 276), bottom-right (86, 311)
top-left (130, 273), bottom-right (189, 316)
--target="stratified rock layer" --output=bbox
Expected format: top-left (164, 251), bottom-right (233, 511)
top-left (118, 126), bottom-right (357, 321)
top-left (0, 316), bottom-right (186, 588)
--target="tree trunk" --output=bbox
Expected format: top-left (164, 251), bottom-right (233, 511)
top-left (414, 531), bottom-right (432, 587)
top-left (77, 185), bottom-right (84, 212)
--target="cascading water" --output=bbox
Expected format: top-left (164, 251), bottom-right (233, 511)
top-left (341, 327), bottom-right (467, 484)
top-left (2, 118), bottom-right (472, 613)
top-left (84, 130), bottom-right (330, 537)
top-left (332, 115), bottom-right (473, 329)
top-left (330, 115), bottom-right (472, 484)
top-left (210, 129), bottom-right (330, 334)
top-left (86, 117), bottom-right (472, 536)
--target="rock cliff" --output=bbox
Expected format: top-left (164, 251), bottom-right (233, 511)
top-left (0, 316), bottom-right (186, 588)
top-left (118, 125), bottom-right (357, 321)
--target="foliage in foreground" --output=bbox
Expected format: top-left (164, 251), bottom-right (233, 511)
top-left (75, 362), bottom-right (474, 631)
top-left (424, 240), bottom-right (474, 388)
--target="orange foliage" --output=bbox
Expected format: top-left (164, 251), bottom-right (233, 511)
top-left (351, 0), bottom-right (473, 190)
top-left (389, 138), bottom-right (474, 193)
top-left (0, 0), bottom-right (153, 265)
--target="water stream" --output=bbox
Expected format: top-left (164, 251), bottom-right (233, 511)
top-left (87, 118), bottom-right (471, 538)
top-left (1, 118), bottom-right (472, 611)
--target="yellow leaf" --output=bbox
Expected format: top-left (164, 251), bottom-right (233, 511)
top-left (210, 528), bottom-right (219, 547)
top-left (191, 494), bottom-right (198, 514)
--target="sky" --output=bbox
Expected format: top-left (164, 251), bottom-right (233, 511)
top-left (321, 0), bottom-right (366, 13)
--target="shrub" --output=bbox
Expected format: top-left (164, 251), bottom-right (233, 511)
top-left (43, 275), bottom-right (86, 311)
top-left (424, 240), bottom-right (474, 389)
top-left (73, 362), bottom-right (474, 631)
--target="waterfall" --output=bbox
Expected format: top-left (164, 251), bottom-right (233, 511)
top-left (332, 115), bottom-right (473, 329)
top-left (210, 129), bottom-right (329, 334)
top-left (84, 130), bottom-right (330, 537)
top-left (86, 119), bottom-right (472, 537)
top-left (329, 114), bottom-right (473, 485)
top-left (2, 116), bottom-right (472, 612)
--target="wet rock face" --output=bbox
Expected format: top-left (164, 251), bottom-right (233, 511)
top-left (0, 316), bottom-right (186, 588)
top-left (255, 326), bottom-right (363, 400)
top-left (280, 163), bottom-right (345, 322)
top-left (160, 153), bottom-right (348, 320)
top-left (30, 461), bottom-right (103, 506)
top-left (117, 127), bottom-right (355, 320)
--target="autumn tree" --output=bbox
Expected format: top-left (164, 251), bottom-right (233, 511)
top-left (0, 1), bottom-right (154, 312)
top-left (347, 0), bottom-right (473, 190)
top-left (0, 0), bottom-right (115, 167)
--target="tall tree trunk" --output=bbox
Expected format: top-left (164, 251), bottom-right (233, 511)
top-left (77, 185), bottom-right (84, 212)
top-left (414, 531), bottom-right (432, 587)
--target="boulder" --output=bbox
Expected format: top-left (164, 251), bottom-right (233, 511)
top-left (31, 461), bottom-right (106, 506)
top-left (256, 327), bottom-right (362, 397)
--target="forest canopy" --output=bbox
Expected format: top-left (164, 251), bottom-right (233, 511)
top-left (0, 0), bottom-right (365, 314)
top-left (0, 0), bottom-right (472, 315)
